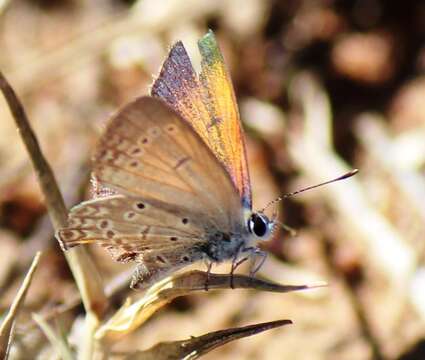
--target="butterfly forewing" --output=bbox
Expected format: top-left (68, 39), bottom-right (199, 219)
top-left (58, 97), bottom-right (244, 287)
top-left (150, 41), bottom-right (212, 148)
top-left (198, 32), bottom-right (251, 208)
top-left (151, 31), bottom-right (252, 208)
top-left (94, 97), bottom-right (239, 221)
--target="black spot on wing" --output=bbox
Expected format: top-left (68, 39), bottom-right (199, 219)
top-left (137, 202), bottom-right (145, 209)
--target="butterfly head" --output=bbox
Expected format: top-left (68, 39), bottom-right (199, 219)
top-left (247, 212), bottom-right (274, 241)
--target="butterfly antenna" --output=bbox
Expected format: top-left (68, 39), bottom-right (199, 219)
top-left (261, 169), bottom-right (359, 213)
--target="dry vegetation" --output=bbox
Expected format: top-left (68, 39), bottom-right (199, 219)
top-left (1, 0), bottom-right (425, 359)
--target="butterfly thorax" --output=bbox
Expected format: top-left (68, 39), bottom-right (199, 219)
top-left (198, 228), bottom-right (247, 262)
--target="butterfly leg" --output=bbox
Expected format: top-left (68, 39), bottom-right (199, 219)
top-left (230, 245), bottom-right (252, 289)
top-left (248, 248), bottom-right (268, 278)
top-left (230, 256), bottom-right (250, 288)
top-left (204, 260), bottom-right (213, 291)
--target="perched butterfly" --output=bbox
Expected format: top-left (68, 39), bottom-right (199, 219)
top-left (57, 31), bottom-right (356, 289)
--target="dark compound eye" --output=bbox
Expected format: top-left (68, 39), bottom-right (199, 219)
top-left (248, 213), bottom-right (270, 238)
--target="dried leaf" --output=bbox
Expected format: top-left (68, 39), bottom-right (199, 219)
top-left (96, 270), bottom-right (322, 341)
top-left (123, 319), bottom-right (292, 360)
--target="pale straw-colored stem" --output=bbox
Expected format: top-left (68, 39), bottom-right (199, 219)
top-left (0, 252), bottom-right (41, 358)
top-left (32, 313), bottom-right (75, 360)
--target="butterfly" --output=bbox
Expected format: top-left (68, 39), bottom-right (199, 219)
top-left (56, 30), bottom-right (273, 289)
top-left (56, 30), bottom-right (357, 289)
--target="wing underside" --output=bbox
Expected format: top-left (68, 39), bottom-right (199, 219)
top-left (57, 97), bottom-right (243, 286)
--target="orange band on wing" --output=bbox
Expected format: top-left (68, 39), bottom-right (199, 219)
top-left (151, 31), bottom-right (252, 208)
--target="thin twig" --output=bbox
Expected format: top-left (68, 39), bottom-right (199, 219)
top-left (0, 252), bottom-right (41, 359)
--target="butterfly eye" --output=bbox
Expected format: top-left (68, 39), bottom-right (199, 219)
top-left (248, 213), bottom-right (271, 239)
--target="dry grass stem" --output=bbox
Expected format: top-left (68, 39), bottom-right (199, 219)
top-left (0, 252), bottom-right (41, 359)
top-left (0, 70), bottom-right (108, 359)
top-left (32, 313), bottom-right (74, 360)
top-left (0, 70), bottom-right (107, 318)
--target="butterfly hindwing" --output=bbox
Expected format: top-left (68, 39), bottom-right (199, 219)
top-left (130, 241), bottom-right (207, 289)
top-left (57, 194), bottom-right (206, 288)
top-left (151, 31), bottom-right (252, 208)
top-left (59, 195), bottom-right (203, 250)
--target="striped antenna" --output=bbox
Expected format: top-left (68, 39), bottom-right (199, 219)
top-left (260, 169), bottom-right (358, 213)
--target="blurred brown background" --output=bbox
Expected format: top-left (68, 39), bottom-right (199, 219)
top-left (1, 0), bottom-right (425, 359)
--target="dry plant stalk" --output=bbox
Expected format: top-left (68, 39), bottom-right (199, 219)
top-left (0, 252), bottom-right (41, 359)
top-left (0, 71), bottom-right (107, 316)
top-left (32, 313), bottom-right (74, 360)
top-left (0, 71), bottom-right (108, 358)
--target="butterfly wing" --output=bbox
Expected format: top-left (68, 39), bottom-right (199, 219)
top-left (151, 30), bottom-right (252, 208)
top-left (57, 97), bottom-right (244, 286)
top-left (198, 31), bottom-right (251, 209)
top-left (58, 195), bottom-right (209, 287)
